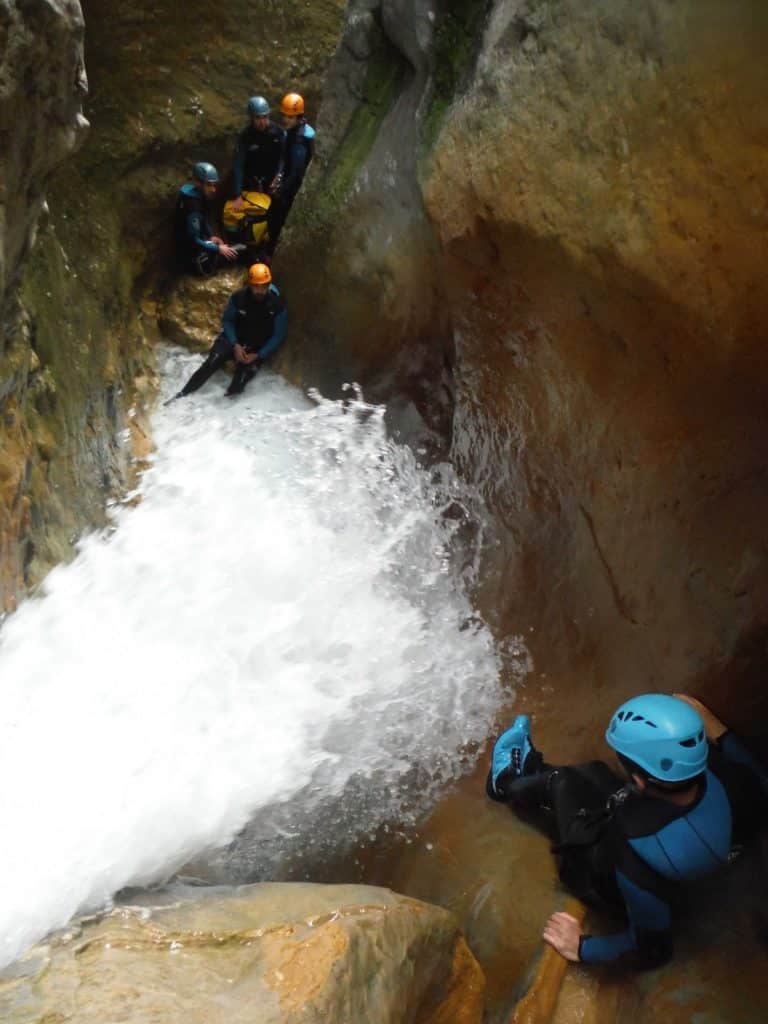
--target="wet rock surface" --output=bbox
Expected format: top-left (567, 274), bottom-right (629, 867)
top-left (157, 267), bottom-right (246, 352)
top-left (283, 0), bottom-right (768, 731)
top-left (0, 883), bottom-right (484, 1024)
top-left (276, 0), bottom-right (768, 1018)
top-left (0, 0), bottom-right (88, 604)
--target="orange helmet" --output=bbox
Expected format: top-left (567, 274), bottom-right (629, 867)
top-left (280, 92), bottom-right (304, 116)
top-left (248, 263), bottom-right (272, 286)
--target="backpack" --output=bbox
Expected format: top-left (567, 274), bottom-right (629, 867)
top-left (222, 191), bottom-right (271, 247)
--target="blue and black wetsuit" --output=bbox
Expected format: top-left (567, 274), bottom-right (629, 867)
top-left (174, 183), bottom-right (221, 275)
top-left (488, 733), bottom-right (768, 968)
top-left (268, 120), bottom-right (315, 247)
top-left (178, 284), bottom-right (287, 398)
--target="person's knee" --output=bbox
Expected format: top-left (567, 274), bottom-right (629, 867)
top-left (210, 334), bottom-right (232, 358)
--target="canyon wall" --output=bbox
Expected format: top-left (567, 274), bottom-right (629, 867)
top-left (283, 0), bottom-right (768, 746)
top-left (0, 0), bottom-right (88, 602)
top-left (2, 2), bottom-right (767, 1018)
top-left (4, 1), bottom-right (765, 727)
top-left (0, 0), bottom-right (346, 606)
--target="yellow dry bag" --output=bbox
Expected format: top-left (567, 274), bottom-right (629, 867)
top-left (223, 191), bottom-right (271, 247)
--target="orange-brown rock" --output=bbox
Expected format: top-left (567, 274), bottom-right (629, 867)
top-left (0, 883), bottom-right (485, 1024)
top-left (422, 0), bottom-right (768, 741)
top-left (276, 1), bottom-right (768, 1018)
top-left (158, 267), bottom-right (247, 352)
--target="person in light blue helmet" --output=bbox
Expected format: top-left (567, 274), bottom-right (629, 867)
top-left (487, 693), bottom-right (768, 969)
top-left (174, 162), bottom-right (240, 276)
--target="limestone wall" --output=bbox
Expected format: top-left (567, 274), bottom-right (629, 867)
top-left (283, 0), bottom-right (768, 741)
top-left (0, 0), bottom-right (88, 602)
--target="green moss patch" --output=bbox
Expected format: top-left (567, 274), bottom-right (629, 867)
top-left (420, 0), bottom-right (491, 156)
top-left (295, 33), bottom-right (407, 234)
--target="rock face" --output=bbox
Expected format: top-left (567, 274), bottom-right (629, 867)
top-left (0, 883), bottom-right (484, 1024)
top-left (0, 0), bottom-right (88, 603)
top-left (0, 0), bottom-right (87, 310)
top-left (283, 0), bottom-right (768, 739)
top-left (270, 2), bottom-right (768, 1018)
top-left (423, 0), bottom-right (768, 739)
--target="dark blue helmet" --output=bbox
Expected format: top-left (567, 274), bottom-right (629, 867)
top-left (193, 161), bottom-right (219, 184)
top-left (248, 95), bottom-right (270, 117)
top-left (605, 694), bottom-right (708, 782)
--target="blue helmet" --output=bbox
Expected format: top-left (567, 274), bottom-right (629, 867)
top-left (248, 95), bottom-right (270, 117)
top-left (605, 694), bottom-right (708, 782)
top-left (193, 161), bottom-right (219, 184)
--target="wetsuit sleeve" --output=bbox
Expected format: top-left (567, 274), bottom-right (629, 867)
top-left (579, 869), bottom-right (673, 968)
top-left (233, 133), bottom-right (245, 196)
top-left (221, 296), bottom-right (239, 345)
top-left (187, 211), bottom-right (218, 254)
top-left (282, 142), bottom-right (308, 197)
top-left (275, 129), bottom-right (287, 179)
top-left (257, 307), bottom-right (287, 360)
top-left (718, 731), bottom-right (768, 794)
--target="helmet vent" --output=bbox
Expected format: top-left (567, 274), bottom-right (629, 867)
top-left (615, 711), bottom-right (658, 727)
top-left (679, 736), bottom-right (702, 748)
top-left (660, 757), bottom-right (673, 772)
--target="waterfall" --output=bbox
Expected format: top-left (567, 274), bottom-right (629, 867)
top-left (0, 346), bottom-right (503, 967)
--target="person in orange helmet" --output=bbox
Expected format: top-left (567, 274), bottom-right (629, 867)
top-left (167, 263), bottom-right (287, 402)
top-left (268, 92), bottom-right (316, 249)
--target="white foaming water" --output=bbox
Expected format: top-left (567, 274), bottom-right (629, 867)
top-left (0, 347), bottom-right (502, 967)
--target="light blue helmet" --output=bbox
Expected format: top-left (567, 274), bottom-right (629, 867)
top-left (193, 161), bottom-right (219, 184)
top-left (605, 694), bottom-right (708, 782)
top-left (248, 95), bottom-right (270, 117)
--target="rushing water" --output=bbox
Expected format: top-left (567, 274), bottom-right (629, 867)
top-left (0, 347), bottom-right (503, 967)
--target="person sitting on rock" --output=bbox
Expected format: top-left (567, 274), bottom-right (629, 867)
top-left (267, 92), bottom-right (315, 249)
top-left (167, 263), bottom-right (287, 401)
top-left (231, 95), bottom-right (285, 206)
top-left (487, 693), bottom-right (768, 969)
top-left (174, 162), bottom-right (240, 276)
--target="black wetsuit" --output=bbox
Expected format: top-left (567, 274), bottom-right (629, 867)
top-left (233, 122), bottom-right (285, 195)
top-left (488, 732), bottom-right (768, 968)
top-left (268, 120), bottom-right (315, 247)
top-left (178, 284), bottom-right (287, 397)
top-left (174, 183), bottom-right (221, 276)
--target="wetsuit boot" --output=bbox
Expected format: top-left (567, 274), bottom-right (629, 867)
top-left (225, 363), bottom-right (257, 397)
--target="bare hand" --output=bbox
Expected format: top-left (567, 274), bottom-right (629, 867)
top-left (674, 694), bottom-right (728, 742)
top-left (218, 243), bottom-right (238, 261)
top-left (233, 343), bottom-right (247, 363)
top-left (231, 196), bottom-right (245, 212)
top-left (242, 351), bottom-right (260, 365)
top-left (542, 912), bottom-right (581, 962)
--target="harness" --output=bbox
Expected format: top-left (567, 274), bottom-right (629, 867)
top-left (240, 123), bottom-right (284, 191)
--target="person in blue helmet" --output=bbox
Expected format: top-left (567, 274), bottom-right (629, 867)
top-left (267, 92), bottom-right (315, 249)
top-left (174, 162), bottom-right (240, 276)
top-left (487, 693), bottom-right (768, 968)
top-left (231, 95), bottom-right (285, 204)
